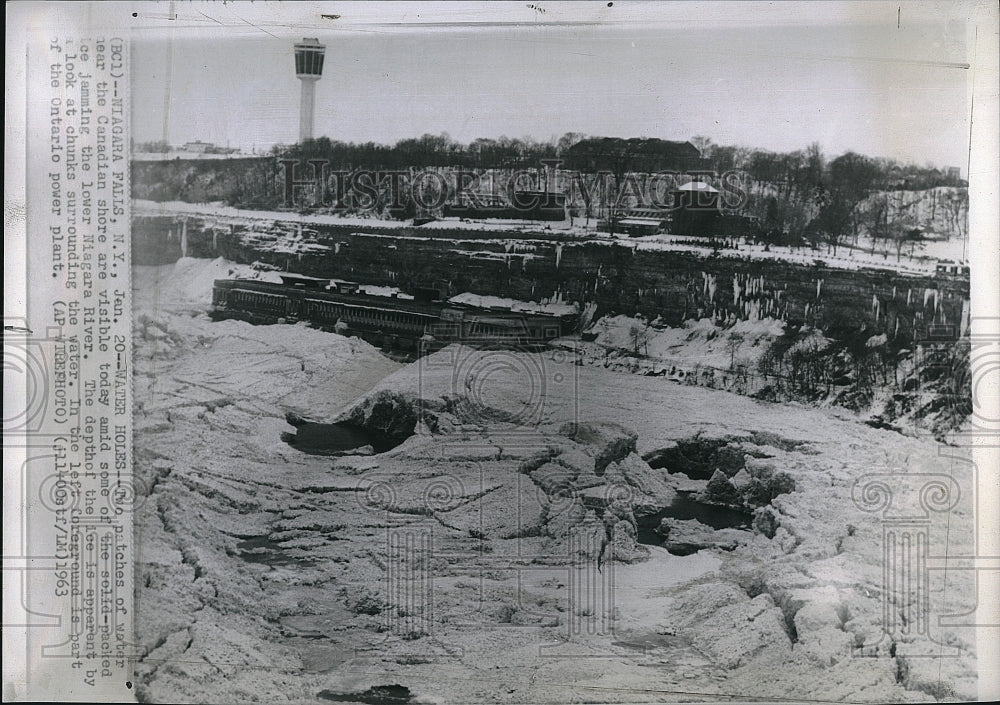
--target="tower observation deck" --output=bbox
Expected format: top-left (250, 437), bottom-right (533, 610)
top-left (294, 38), bottom-right (326, 142)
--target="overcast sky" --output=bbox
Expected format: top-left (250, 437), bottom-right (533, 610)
top-left (130, 1), bottom-right (971, 170)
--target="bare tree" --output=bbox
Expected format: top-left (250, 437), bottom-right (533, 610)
top-left (628, 323), bottom-right (650, 357)
top-left (690, 135), bottom-right (715, 160)
top-left (861, 193), bottom-right (890, 255)
top-left (810, 191), bottom-right (853, 255)
top-left (888, 219), bottom-right (922, 262)
top-left (886, 195), bottom-right (923, 261)
top-left (945, 188), bottom-right (968, 240)
top-left (726, 332), bottom-right (745, 370)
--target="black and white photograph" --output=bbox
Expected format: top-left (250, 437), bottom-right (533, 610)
top-left (5, 1), bottom-right (999, 703)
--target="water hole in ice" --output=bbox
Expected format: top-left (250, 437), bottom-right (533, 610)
top-left (634, 493), bottom-right (751, 548)
top-left (281, 421), bottom-right (400, 455)
top-left (317, 684), bottom-right (413, 704)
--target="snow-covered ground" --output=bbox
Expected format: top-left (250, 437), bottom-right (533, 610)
top-left (627, 234), bottom-right (961, 275)
top-left (358, 284), bottom-right (414, 299)
top-left (133, 152), bottom-right (260, 161)
top-left (134, 199), bottom-right (576, 233)
top-left (448, 291), bottom-right (578, 316)
top-left (132, 257), bottom-right (978, 703)
top-left (135, 198), bottom-right (965, 274)
top-left (134, 256), bottom-right (283, 309)
top-left (585, 315), bottom-right (784, 370)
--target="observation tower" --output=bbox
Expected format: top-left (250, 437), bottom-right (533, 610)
top-left (294, 38), bottom-right (326, 142)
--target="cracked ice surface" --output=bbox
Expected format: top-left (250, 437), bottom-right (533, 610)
top-left (132, 258), bottom-right (978, 703)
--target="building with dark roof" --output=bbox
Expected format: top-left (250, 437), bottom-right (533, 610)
top-left (671, 181), bottom-right (721, 237)
top-left (565, 137), bottom-right (704, 173)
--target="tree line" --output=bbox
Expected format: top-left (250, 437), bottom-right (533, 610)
top-left (136, 132), bottom-right (965, 192)
top-left (264, 133), bottom-right (963, 189)
top-left (133, 132), bottom-right (968, 253)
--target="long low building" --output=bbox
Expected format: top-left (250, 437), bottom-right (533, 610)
top-left (211, 275), bottom-right (576, 353)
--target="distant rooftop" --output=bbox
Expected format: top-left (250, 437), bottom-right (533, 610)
top-left (565, 137), bottom-right (704, 173)
top-left (675, 181), bottom-right (718, 193)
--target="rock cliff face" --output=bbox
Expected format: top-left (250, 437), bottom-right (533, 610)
top-left (133, 213), bottom-right (968, 341)
top-left (131, 156), bottom-right (280, 205)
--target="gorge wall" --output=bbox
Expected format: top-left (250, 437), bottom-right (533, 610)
top-left (133, 213), bottom-right (969, 341)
